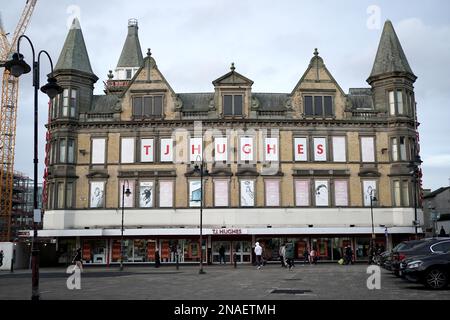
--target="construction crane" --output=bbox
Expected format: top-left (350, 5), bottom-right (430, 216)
top-left (0, 0), bottom-right (37, 242)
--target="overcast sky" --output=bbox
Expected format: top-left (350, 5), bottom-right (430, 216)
top-left (2, 0), bottom-right (450, 190)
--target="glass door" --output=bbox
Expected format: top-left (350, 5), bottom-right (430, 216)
top-left (232, 241), bottom-right (251, 263)
top-left (212, 241), bottom-right (231, 263)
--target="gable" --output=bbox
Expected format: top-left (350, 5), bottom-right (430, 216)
top-left (212, 68), bottom-right (254, 87)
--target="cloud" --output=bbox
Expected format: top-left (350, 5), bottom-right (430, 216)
top-left (423, 154), bottom-right (450, 168)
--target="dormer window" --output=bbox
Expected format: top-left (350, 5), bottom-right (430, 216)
top-left (132, 95), bottom-right (163, 118)
top-left (126, 69), bottom-right (132, 79)
top-left (223, 94), bottom-right (243, 116)
top-left (304, 95), bottom-right (333, 117)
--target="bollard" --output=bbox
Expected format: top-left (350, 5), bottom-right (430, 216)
top-left (176, 253), bottom-right (179, 270)
top-left (233, 254), bottom-right (237, 268)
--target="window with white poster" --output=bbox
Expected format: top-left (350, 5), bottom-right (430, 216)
top-left (90, 181), bottom-right (105, 208)
top-left (264, 138), bottom-right (279, 162)
top-left (295, 180), bottom-right (310, 206)
top-left (240, 137), bottom-right (254, 161)
top-left (140, 138), bottom-right (154, 162)
top-left (121, 138), bottom-right (135, 163)
top-left (160, 138), bottom-right (173, 162)
top-left (332, 136), bottom-right (346, 162)
top-left (240, 180), bottom-right (255, 207)
top-left (189, 180), bottom-right (201, 207)
top-left (139, 181), bottom-right (154, 208)
top-left (190, 138), bottom-right (203, 162)
top-left (265, 180), bottom-right (280, 206)
top-left (361, 137), bottom-right (375, 162)
top-left (159, 181), bottom-right (173, 207)
top-left (334, 180), bottom-right (348, 206)
top-left (91, 138), bottom-right (106, 164)
top-left (214, 137), bottom-right (228, 162)
top-left (363, 180), bottom-right (377, 207)
top-left (314, 180), bottom-right (329, 206)
top-left (313, 137), bottom-right (327, 161)
top-left (214, 180), bottom-right (229, 207)
top-left (294, 137), bottom-right (308, 161)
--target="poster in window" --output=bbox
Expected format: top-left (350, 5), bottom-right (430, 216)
top-left (112, 242), bottom-right (121, 261)
top-left (147, 241), bottom-right (156, 262)
top-left (334, 180), bottom-right (348, 206)
top-left (90, 181), bottom-right (105, 208)
top-left (82, 243), bottom-right (91, 261)
top-left (361, 137), bottom-right (375, 162)
top-left (265, 138), bottom-right (278, 161)
top-left (363, 180), bottom-right (376, 206)
top-left (265, 180), bottom-right (280, 206)
top-left (190, 137), bottom-right (202, 162)
top-left (295, 180), bottom-right (310, 206)
top-left (332, 137), bottom-right (346, 162)
top-left (140, 138), bottom-right (154, 162)
top-left (121, 138), bottom-right (135, 163)
top-left (159, 181), bottom-right (173, 207)
top-left (314, 180), bottom-right (329, 206)
top-left (313, 138), bottom-right (327, 161)
top-left (240, 180), bottom-right (254, 207)
top-left (214, 180), bottom-right (228, 206)
top-left (214, 137), bottom-right (228, 162)
top-left (189, 180), bottom-right (201, 207)
top-left (161, 241), bottom-right (170, 261)
top-left (139, 181), bottom-right (153, 208)
top-left (160, 138), bottom-right (173, 162)
top-left (240, 137), bottom-right (253, 161)
top-left (119, 180), bottom-right (134, 208)
top-left (294, 137), bottom-right (307, 161)
top-left (91, 138), bottom-right (105, 164)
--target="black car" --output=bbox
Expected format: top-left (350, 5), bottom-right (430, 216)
top-left (392, 237), bottom-right (450, 276)
top-left (385, 239), bottom-right (425, 272)
top-left (403, 252), bottom-right (450, 289)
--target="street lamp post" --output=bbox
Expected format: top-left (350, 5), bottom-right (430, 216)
top-left (194, 155), bottom-right (208, 274)
top-left (409, 155), bottom-right (422, 238)
top-left (120, 180), bottom-right (131, 271)
top-left (4, 35), bottom-right (63, 300)
top-left (369, 189), bottom-right (377, 264)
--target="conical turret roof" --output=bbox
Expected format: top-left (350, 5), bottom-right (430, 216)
top-left (116, 19), bottom-right (144, 68)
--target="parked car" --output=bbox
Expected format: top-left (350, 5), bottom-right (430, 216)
top-left (377, 251), bottom-right (390, 267)
top-left (392, 238), bottom-right (450, 276)
top-left (385, 240), bottom-right (425, 271)
top-left (403, 252), bottom-right (450, 289)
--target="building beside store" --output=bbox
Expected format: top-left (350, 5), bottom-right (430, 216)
top-left (39, 18), bottom-right (423, 265)
top-left (422, 187), bottom-right (450, 237)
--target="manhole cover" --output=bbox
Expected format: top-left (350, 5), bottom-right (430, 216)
top-left (271, 289), bottom-right (311, 294)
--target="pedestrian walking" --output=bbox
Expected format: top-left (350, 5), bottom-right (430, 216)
top-left (344, 245), bottom-right (353, 265)
top-left (219, 245), bottom-right (226, 264)
top-left (72, 247), bottom-right (83, 272)
top-left (155, 249), bottom-right (161, 268)
top-left (279, 243), bottom-right (286, 267)
top-left (303, 248), bottom-right (309, 265)
top-left (285, 242), bottom-right (295, 270)
top-left (310, 248), bottom-right (317, 265)
top-left (439, 226), bottom-right (447, 237)
top-left (0, 250), bottom-right (4, 267)
top-left (254, 242), bottom-right (263, 269)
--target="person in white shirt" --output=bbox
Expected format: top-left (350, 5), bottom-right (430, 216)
top-left (254, 242), bottom-right (263, 269)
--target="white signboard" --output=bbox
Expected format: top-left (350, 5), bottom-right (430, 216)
top-left (139, 181), bottom-right (154, 208)
top-left (214, 180), bottom-right (229, 206)
top-left (240, 137), bottom-right (254, 161)
top-left (90, 181), bottom-right (105, 208)
top-left (140, 138), bottom-right (154, 162)
top-left (121, 138), bottom-right (135, 163)
top-left (265, 180), bottom-right (280, 206)
top-left (190, 138), bottom-right (203, 162)
top-left (240, 180), bottom-right (254, 207)
top-left (214, 137), bottom-right (228, 162)
top-left (334, 180), bottom-right (348, 206)
top-left (160, 138), bottom-right (173, 162)
top-left (332, 136), bottom-right (346, 162)
top-left (363, 180), bottom-right (377, 206)
top-left (265, 138), bottom-right (279, 161)
top-left (91, 138), bottom-right (106, 164)
top-left (314, 180), bottom-right (329, 206)
top-left (314, 137), bottom-right (327, 161)
top-left (361, 137), bottom-right (375, 162)
top-left (189, 180), bottom-right (201, 207)
top-left (294, 137), bottom-right (308, 161)
top-left (159, 181), bottom-right (173, 207)
top-left (295, 180), bottom-right (310, 206)
top-left (119, 180), bottom-right (134, 208)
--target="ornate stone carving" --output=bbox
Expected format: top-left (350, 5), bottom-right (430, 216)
top-left (251, 96), bottom-right (260, 110)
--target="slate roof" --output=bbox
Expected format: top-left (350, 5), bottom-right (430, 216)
top-left (424, 187), bottom-right (450, 199)
top-left (253, 93), bottom-right (289, 111)
top-left (347, 88), bottom-right (373, 109)
top-left (178, 93), bottom-right (214, 111)
top-left (369, 20), bottom-right (415, 79)
top-left (90, 95), bottom-right (121, 113)
top-left (54, 18), bottom-right (94, 75)
top-left (117, 21), bottom-right (144, 68)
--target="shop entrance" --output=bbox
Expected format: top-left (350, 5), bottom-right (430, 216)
top-left (212, 241), bottom-right (251, 264)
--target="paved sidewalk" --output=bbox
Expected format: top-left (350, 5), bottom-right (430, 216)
top-left (1, 264), bottom-right (449, 300)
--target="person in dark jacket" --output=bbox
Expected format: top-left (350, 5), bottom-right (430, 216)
top-left (439, 226), bottom-right (447, 237)
top-left (219, 245), bottom-right (226, 264)
top-left (344, 245), bottom-right (353, 265)
top-left (0, 250), bottom-right (4, 267)
top-left (303, 248), bottom-right (309, 264)
top-left (155, 250), bottom-right (161, 268)
top-left (285, 242), bottom-right (295, 270)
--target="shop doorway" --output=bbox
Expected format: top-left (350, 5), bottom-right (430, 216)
top-left (212, 241), bottom-right (251, 264)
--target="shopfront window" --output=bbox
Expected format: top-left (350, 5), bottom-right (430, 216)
top-left (110, 239), bottom-right (157, 263)
top-left (311, 238), bottom-right (332, 261)
top-left (57, 238), bottom-right (77, 265)
top-left (81, 239), bottom-right (107, 264)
